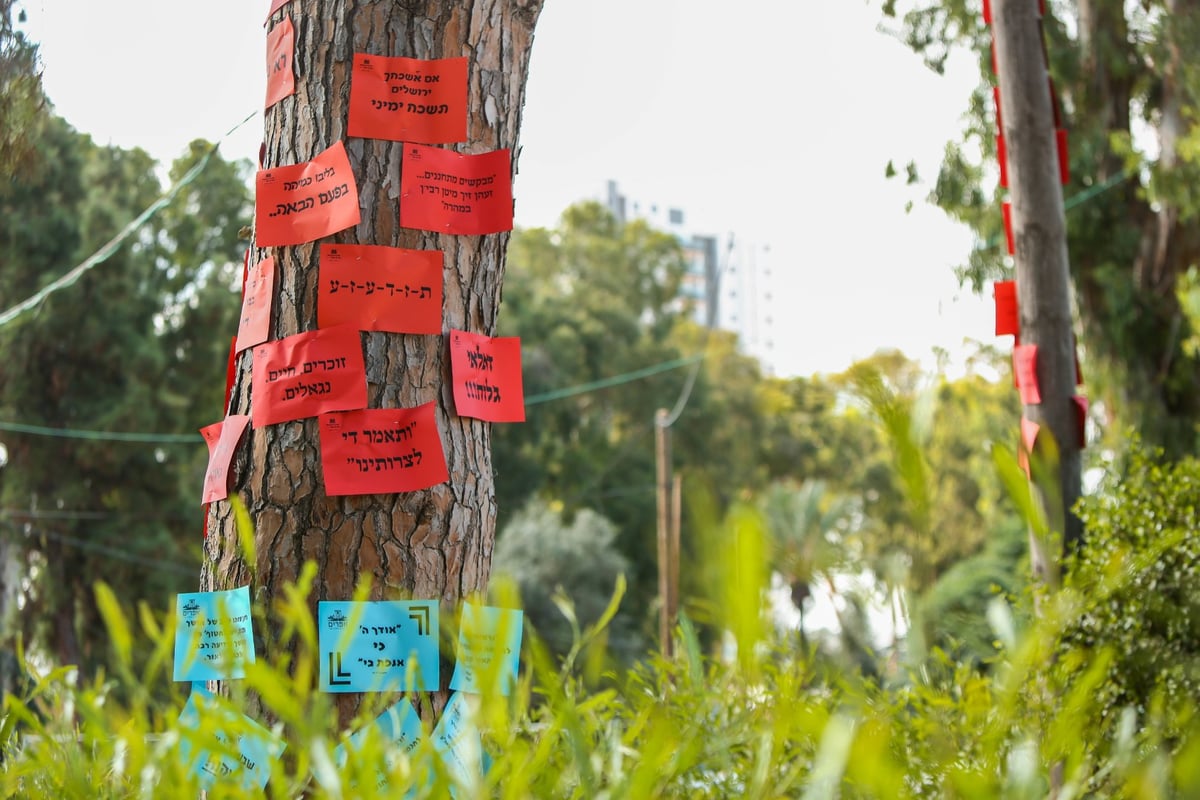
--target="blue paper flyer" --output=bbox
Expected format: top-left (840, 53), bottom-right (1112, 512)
top-left (177, 688), bottom-right (285, 791)
top-left (173, 586), bottom-right (255, 682)
top-left (448, 603), bottom-right (522, 696)
top-left (334, 699), bottom-right (426, 794)
top-left (318, 600), bottom-right (439, 693)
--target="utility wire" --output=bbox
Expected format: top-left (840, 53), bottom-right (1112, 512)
top-left (0, 110), bottom-right (258, 330)
top-left (0, 507), bottom-right (197, 522)
top-left (0, 353), bottom-right (703, 442)
top-left (0, 420), bottom-right (200, 443)
top-left (979, 168), bottom-right (1132, 252)
top-left (2, 525), bottom-right (197, 576)
top-left (524, 354), bottom-right (701, 406)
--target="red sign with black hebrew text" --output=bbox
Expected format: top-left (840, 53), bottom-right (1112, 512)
top-left (251, 326), bottom-right (368, 428)
top-left (1072, 395), bottom-right (1088, 447)
top-left (319, 404), bottom-right (449, 496)
top-left (255, 140), bottom-right (360, 247)
top-left (449, 329), bottom-right (525, 422)
top-left (993, 279), bottom-right (1018, 337)
top-left (1013, 344), bottom-right (1041, 405)
top-left (348, 54), bottom-right (468, 144)
top-left (399, 144), bottom-right (513, 235)
top-left (265, 15), bottom-right (295, 109)
top-left (236, 257), bottom-right (275, 354)
top-left (200, 415), bottom-right (251, 504)
top-left (317, 244), bottom-right (443, 334)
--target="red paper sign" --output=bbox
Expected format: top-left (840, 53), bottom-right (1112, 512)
top-left (1013, 344), bottom-right (1041, 405)
top-left (997, 134), bottom-right (1009, 188)
top-left (1018, 415), bottom-right (1040, 477)
top-left (1072, 395), bottom-right (1088, 447)
top-left (1056, 128), bottom-right (1069, 185)
top-left (399, 144), bottom-right (513, 235)
top-left (449, 329), bottom-right (525, 422)
top-left (1002, 201), bottom-right (1015, 256)
top-left (251, 326), bottom-right (368, 427)
top-left (255, 141), bottom-right (361, 247)
top-left (348, 54), bottom-right (468, 144)
top-left (317, 244), bottom-right (443, 334)
top-left (200, 415), bottom-right (251, 504)
top-left (319, 404), bottom-right (449, 496)
top-left (994, 280), bottom-right (1018, 337)
top-left (265, 15), bottom-right (295, 109)
top-left (236, 257), bottom-right (275, 354)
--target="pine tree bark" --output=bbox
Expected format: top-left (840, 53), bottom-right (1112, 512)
top-left (200, 0), bottom-right (543, 724)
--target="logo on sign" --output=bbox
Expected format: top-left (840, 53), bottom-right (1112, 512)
top-left (182, 599), bottom-right (201, 619)
top-left (327, 609), bottom-right (347, 630)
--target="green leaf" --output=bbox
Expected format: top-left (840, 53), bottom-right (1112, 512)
top-left (95, 582), bottom-right (132, 669)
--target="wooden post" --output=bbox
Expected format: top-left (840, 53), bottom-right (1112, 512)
top-left (655, 408), bottom-right (673, 657)
top-left (668, 472), bottom-right (682, 644)
top-left (993, 0), bottom-right (1082, 572)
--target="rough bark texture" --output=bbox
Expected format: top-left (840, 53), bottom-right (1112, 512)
top-left (200, 0), bottom-right (543, 723)
top-left (993, 0), bottom-right (1082, 561)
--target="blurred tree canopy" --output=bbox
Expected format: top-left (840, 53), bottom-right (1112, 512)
top-left (496, 203), bottom-right (1028, 667)
top-left (0, 100), bottom-right (250, 689)
top-left (0, 0), bottom-right (43, 177)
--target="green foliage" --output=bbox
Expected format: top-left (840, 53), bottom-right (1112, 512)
top-left (491, 498), bottom-right (642, 663)
top-left (495, 204), bottom-right (777, 621)
top-left (0, 0), bottom-right (44, 178)
top-left (1057, 444), bottom-right (1200, 754)
top-left (885, 0), bottom-right (1200, 457)
top-left (495, 203), bottom-right (691, 596)
top-left (0, 117), bottom-right (250, 688)
top-left (6, 484), bottom-right (1200, 798)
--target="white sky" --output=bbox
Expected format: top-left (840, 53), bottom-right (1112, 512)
top-left (20, 0), bottom-right (992, 378)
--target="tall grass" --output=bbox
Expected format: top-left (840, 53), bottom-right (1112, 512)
top-left (4, 450), bottom-right (1200, 797)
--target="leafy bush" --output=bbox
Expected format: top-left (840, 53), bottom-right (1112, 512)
top-left (4, 492), bottom-right (1200, 797)
top-left (491, 498), bottom-right (643, 663)
top-left (1057, 444), bottom-right (1200, 749)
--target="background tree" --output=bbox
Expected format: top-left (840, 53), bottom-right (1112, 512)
top-left (0, 0), bottom-right (43, 176)
top-left (759, 479), bottom-right (859, 648)
top-left (495, 204), bottom-right (779, 637)
top-left (0, 117), bottom-right (250, 694)
top-left (202, 1), bottom-right (546, 722)
top-left (884, 0), bottom-right (1200, 457)
top-left (494, 203), bottom-right (691, 633)
top-left (491, 498), bottom-right (641, 663)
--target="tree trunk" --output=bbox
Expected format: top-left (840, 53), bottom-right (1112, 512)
top-left (0, 530), bottom-right (21, 702)
top-left (993, 0), bottom-right (1082, 561)
top-left (201, 0), bottom-right (543, 725)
